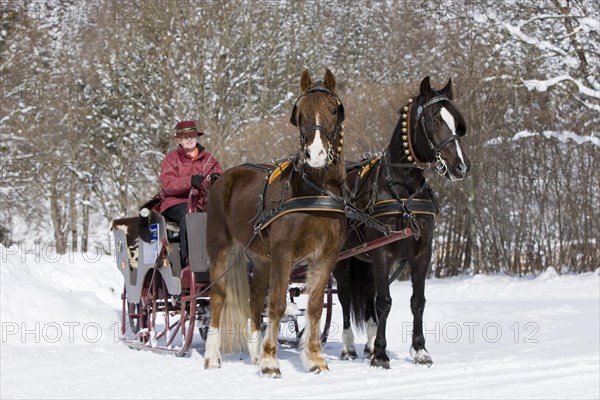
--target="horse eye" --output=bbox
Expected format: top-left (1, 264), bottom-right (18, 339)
top-left (332, 108), bottom-right (337, 115)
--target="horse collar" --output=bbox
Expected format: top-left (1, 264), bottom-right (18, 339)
top-left (400, 98), bottom-right (427, 167)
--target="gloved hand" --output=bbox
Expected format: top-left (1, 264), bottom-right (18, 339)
top-left (191, 174), bottom-right (203, 189)
top-left (209, 173), bottom-right (220, 182)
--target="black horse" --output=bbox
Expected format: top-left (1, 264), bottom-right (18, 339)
top-left (333, 76), bottom-right (470, 368)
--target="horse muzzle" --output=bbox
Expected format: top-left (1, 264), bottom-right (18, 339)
top-left (303, 131), bottom-right (330, 169)
top-left (446, 160), bottom-right (470, 181)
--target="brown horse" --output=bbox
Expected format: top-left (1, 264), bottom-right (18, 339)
top-left (203, 69), bottom-right (347, 377)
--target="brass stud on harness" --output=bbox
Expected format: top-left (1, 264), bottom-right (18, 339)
top-left (402, 127), bottom-right (407, 133)
top-left (403, 106), bottom-right (409, 112)
top-left (404, 149), bottom-right (410, 155)
top-left (408, 98), bottom-right (413, 103)
top-left (402, 121), bottom-right (407, 127)
top-left (337, 146), bottom-right (342, 153)
top-left (403, 142), bottom-right (409, 148)
top-left (407, 156), bottom-right (413, 162)
top-left (402, 135), bottom-right (408, 141)
top-left (339, 138), bottom-right (344, 145)
top-left (402, 113), bottom-right (407, 120)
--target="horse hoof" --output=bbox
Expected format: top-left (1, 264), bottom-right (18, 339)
top-left (363, 348), bottom-right (374, 359)
top-left (340, 350), bottom-right (358, 360)
top-left (261, 367), bottom-right (282, 378)
top-left (371, 358), bottom-right (391, 369)
top-left (413, 349), bottom-right (433, 366)
top-left (309, 364), bottom-right (329, 374)
top-left (204, 357), bottom-right (221, 369)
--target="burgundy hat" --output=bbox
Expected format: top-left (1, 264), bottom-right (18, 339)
top-left (174, 120), bottom-right (203, 138)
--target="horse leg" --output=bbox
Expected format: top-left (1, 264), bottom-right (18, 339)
top-left (358, 259), bottom-right (377, 359)
top-left (301, 260), bottom-right (336, 373)
top-left (370, 249), bottom-right (392, 369)
top-left (342, 257), bottom-right (377, 359)
top-left (204, 246), bottom-right (229, 369)
top-left (363, 294), bottom-right (378, 359)
top-left (258, 259), bottom-right (292, 378)
top-left (410, 253), bottom-right (433, 365)
top-left (333, 260), bottom-right (358, 360)
top-left (247, 258), bottom-right (270, 365)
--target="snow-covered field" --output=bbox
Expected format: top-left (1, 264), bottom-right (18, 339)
top-left (1, 244), bottom-right (598, 399)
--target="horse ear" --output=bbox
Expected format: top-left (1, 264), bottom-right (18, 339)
top-left (441, 78), bottom-right (453, 100)
top-left (323, 68), bottom-right (336, 92)
top-left (420, 76), bottom-right (432, 97)
top-left (301, 69), bottom-right (312, 92)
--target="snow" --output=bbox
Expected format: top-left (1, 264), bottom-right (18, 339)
top-left (1, 244), bottom-right (599, 399)
top-left (580, 17), bottom-right (600, 32)
top-left (501, 22), bottom-right (569, 58)
top-left (485, 130), bottom-right (600, 148)
top-left (522, 76), bottom-right (600, 103)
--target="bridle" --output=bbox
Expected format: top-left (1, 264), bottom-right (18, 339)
top-left (401, 94), bottom-right (463, 176)
top-left (290, 81), bottom-right (345, 165)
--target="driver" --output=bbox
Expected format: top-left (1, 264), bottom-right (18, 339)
top-left (158, 120), bottom-right (223, 267)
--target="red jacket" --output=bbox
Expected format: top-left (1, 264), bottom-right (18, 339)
top-left (159, 144), bottom-right (223, 213)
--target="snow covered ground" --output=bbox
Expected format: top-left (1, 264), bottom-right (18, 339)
top-left (1, 244), bottom-right (598, 399)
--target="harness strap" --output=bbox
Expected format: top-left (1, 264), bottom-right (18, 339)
top-left (382, 152), bottom-right (421, 233)
top-left (345, 155), bottom-right (379, 172)
top-left (254, 196), bottom-right (346, 232)
top-left (371, 198), bottom-right (437, 218)
top-left (301, 172), bottom-right (392, 235)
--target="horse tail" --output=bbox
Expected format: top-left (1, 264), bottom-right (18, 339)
top-left (348, 257), bottom-right (374, 331)
top-left (220, 247), bottom-right (251, 353)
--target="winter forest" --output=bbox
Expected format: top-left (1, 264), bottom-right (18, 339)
top-left (1, 0), bottom-right (598, 276)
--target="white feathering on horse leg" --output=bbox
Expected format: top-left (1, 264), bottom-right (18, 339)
top-left (413, 348), bottom-right (433, 365)
top-left (341, 328), bottom-right (357, 357)
top-left (365, 318), bottom-right (377, 357)
top-left (203, 327), bottom-right (222, 369)
top-left (258, 333), bottom-right (281, 377)
top-left (246, 325), bottom-right (261, 365)
top-left (300, 318), bottom-right (329, 373)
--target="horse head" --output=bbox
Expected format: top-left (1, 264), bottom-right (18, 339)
top-left (406, 76), bottom-right (470, 181)
top-left (290, 69), bottom-right (345, 169)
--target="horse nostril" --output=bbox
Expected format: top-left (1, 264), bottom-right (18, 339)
top-left (456, 163), bottom-right (467, 176)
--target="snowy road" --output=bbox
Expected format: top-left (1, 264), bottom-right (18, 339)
top-left (1, 248), bottom-right (598, 399)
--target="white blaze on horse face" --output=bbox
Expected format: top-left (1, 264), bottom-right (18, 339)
top-left (440, 107), bottom-right (467, 178)
top-left (305, 113), bottom-right (328, 168)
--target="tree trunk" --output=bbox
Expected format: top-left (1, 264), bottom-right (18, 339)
top-left (81, 189), bottom-right (90, 253)
top-left (50, 187), bottom-right (67, 255)
top-left (69, 174), bottom-right (78, 251)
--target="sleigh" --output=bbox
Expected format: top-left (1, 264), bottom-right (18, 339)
top-left (111, 183), bottom-right (413, 357)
